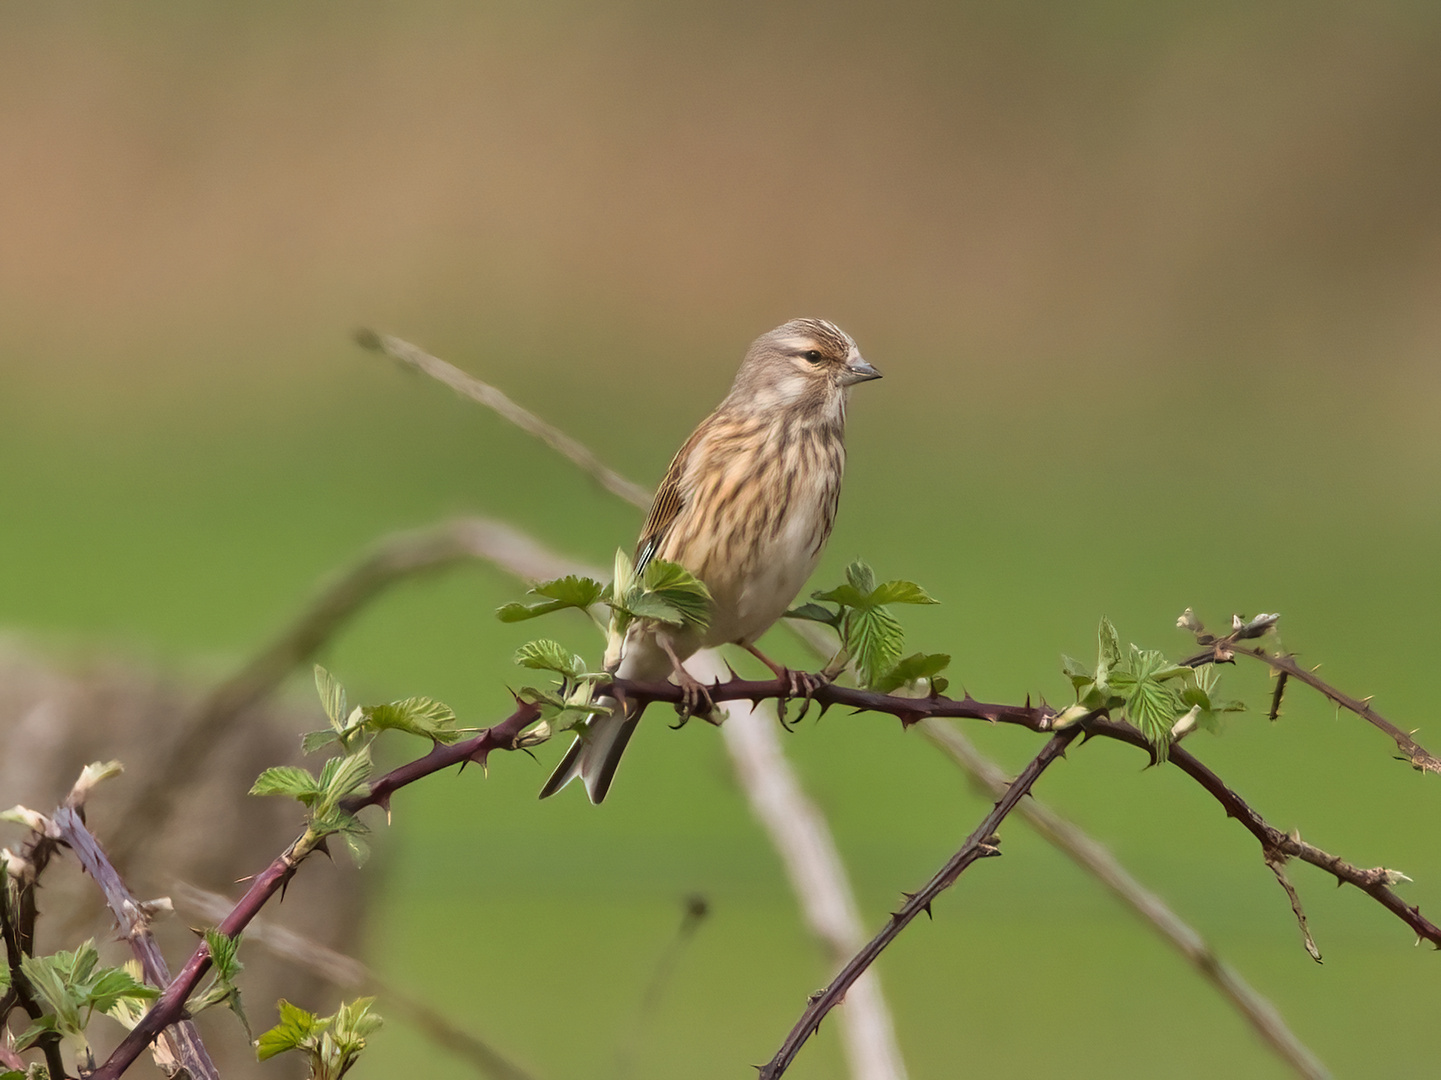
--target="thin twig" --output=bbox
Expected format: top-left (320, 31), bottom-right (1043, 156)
top-left (356, 330), bottom-right (653, 510)
top-left (1162, 740), bottom-right (1441, 947)
top-left (52, 808), bottom-right (218, 1080)
top-left (921, 719), bottom-right (1330, 1080)
top-left (757, 727), bottom-right (1082, 1080)
top-left (90, 702), bottom-right (543, 1080)
top-left (1180, 615), bottom-right (1440, 773)
top-left (173, 882), bottom-right (539, 1080)
top-left (1239, 645), bottom-right (1440, 772)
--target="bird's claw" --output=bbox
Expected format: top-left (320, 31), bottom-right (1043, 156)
top-left (674, 672), bottom-right (719, 726)
top-left (773, 668), bottom-right (829, 727)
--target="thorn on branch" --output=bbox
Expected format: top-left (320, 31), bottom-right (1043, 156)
top-left (1268, 670), bottom-right (1289, 721)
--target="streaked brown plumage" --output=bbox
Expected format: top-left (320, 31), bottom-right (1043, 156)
top-left (540, 318), bottom-right (881, 802)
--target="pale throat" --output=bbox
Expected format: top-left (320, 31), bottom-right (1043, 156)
top-left (751, 372), bottom-right (844, 420)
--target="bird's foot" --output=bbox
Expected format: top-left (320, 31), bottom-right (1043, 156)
top-left (671, 669), bottom-right (719, 726)
top-left (741, 642), bottom-right (829, 726)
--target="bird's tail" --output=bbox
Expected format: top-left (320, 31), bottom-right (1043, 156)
top-left (538, 698), bottom-right (640, 804)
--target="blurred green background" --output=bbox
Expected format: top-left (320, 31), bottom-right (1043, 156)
top-left (4, 3), bottom-right (1441, 1076)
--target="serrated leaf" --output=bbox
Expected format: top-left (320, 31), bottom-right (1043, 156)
top-left (250, 766), bottom-right (322, 804)
top-left (619, 592), bottom-right (686, 625)
top-left (496, 575), bottom-right (605, 623)
top-left (871, 652), bottom-right (951, 694)
top-left (256, 1000), bottom-right (320, 1061)
top-left (869, 580), bottom-right (940, 606)
top-left (318, 747), bottom-right (372, 803)
top-left (639, 559), bottom-right (712, 629)
top-left (360, 697), bottom-right (461, 743)
top-left (811, 583), bottom-right (869, 608)
top-left (302, 729), bottom-right (341, 755)
top-left (784, 602), bottom-right (840, 626)
top-left (1095, 618), bottom-right (1122, 687)
top-left (19, 957), bottom-right (81, 1033)
top-left (513, 640), bottom-right (586, 679)
top-left (314, 666), bottom-right (347, 729)
top-left (848, 605), bottom-right (905, 689)
top-left (533, 575), bottom-right (606, 608)
top-left (205, 930), bottom-right (242, 983)
top-left (86, 967), bottom-right (158, 1014)
top-left (1126, 678), bottom-right (1180, 755)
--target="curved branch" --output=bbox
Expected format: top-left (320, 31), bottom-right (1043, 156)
top-left (921, 719), bottom-right (1331, 1080)
top-left (90, 702), bottom-right (542, 1080)
top-left (1235, 645), bottom-right (1441, 773)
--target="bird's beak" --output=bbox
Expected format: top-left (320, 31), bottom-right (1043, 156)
top-left (840, 356), bottom-right (882, 386)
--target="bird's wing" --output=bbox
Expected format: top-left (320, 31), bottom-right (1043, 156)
top-left (634, 419), bottom-right (710, 574)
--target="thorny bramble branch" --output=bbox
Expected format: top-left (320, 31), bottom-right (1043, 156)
top-left (758, 726), bottom-right (1083, 1079)
top-left (52, 807), bottom-right (218, 1080)
top-left (1179, 610), bottom-right (1441, 773)
top-left (82, 661), bottom-right (1431, 1077)
top-left (89, 701), bottom-right (541, 1080)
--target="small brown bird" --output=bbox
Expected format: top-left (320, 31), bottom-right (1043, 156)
top-left (540, 318), bottom-right (881, 802)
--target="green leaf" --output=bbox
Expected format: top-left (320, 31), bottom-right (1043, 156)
top-left (314, 666), bottom-right (347, 729)
top-left (639, 559), bottom-right (712, 630)
top-left (360, 697), bottom-right (461, 743)
top-left (871, 652), bottom-right (951, 694)
top-left (205, 930), bottom-right (242, 983)
top-left (21, 952), bottom-right (85, 1033)
top-left (256, 999), bottom-right (321, 1061)
top-left (14, 1015), bottom-right (60, 1051)
top-left (784, 602), bottom-right (840, 626)
top-left (1061, 654), bottom-right (1093, 693)
top-left (250, 766), bottom-right (322, 805)
top-left (86, 967), bottom-right (158, 1015)
top-left (341, 831), bottom-right (371, 868)
top-left (534, 575), bottom-right (606, 608)
top-left (1095, 618), bottom-right (1121, 688)
top-left (1126, 678), bottom-right (1180, 753)
top-left (619, 592), bottom-right (687, 626)
top-left (318, 747), bottom-right (373, 804)
top-left (302, 729), bottom-right (342, 754)
top-left (513, 640), bottom-right (587, 679)
top-left (496, 575), bottom-right (605, 622)
top-left (811, 582), bottom-right (869, 608)
top-left (869, 580), bottom-right (940, 606)
top-left (848, 605), bottom-right (905, 689)
top-left (845, 560), bottom-right (876, 596)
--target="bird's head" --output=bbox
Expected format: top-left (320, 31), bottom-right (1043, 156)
top-left (728, 318), bottom-right (881, 417)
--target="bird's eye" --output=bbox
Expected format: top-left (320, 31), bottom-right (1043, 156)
top-left (802, 349), bottom-right (824, 363)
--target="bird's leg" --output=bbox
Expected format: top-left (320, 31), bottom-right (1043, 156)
top-left (659, 636), bottom-right (717, 723)
top-left (740, 642), bottom-right (828, 721)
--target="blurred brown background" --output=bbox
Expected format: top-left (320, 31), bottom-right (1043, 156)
top-left (3, 4), bottom-right (1440, 1078)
